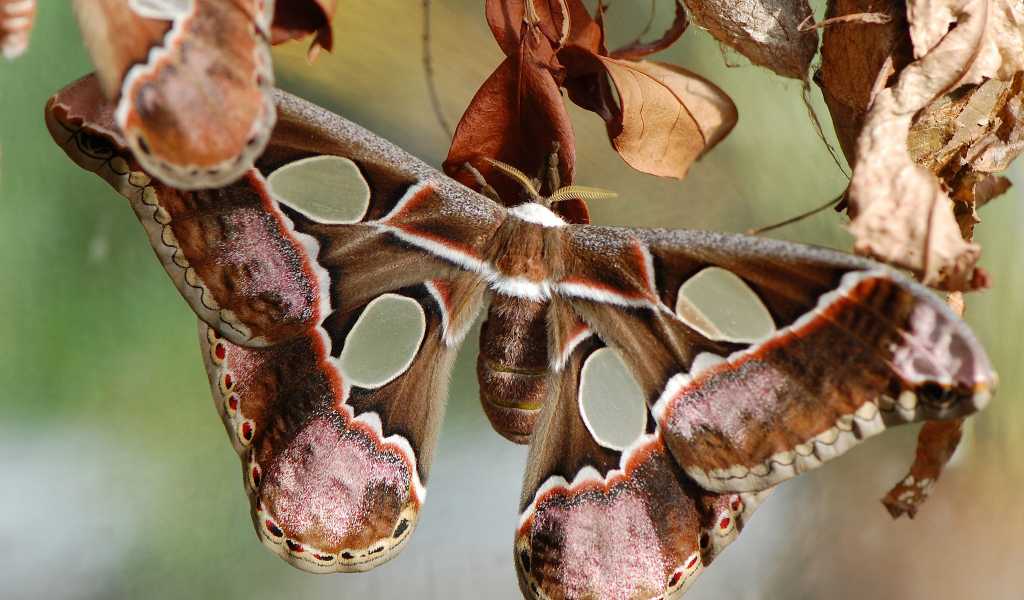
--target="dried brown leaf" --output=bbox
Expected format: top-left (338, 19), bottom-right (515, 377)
top-left (846, 0), bottom-right (1024, 289)
top-left (486, 0), bottom-right (565, 55)
top-left (815, 0), bottom-right (911, 163)
top-left (562, 2), bottom-right (616, 122)
top-left (448, 0), bottom-right (593, 216)
top-left (682, 0), bottom-right (819, 81)
top-left (909, 78), bottom-right (1010, 171)
top-left (967, 77), bottom-right (1024, 172)
top-left (908, 73), bottom-right (1024, 193)
top-left (908, 0), bottom-right (1024, 85)
top-left (600, 58), bottom-right (737, 179)
top-left (848, 94), bottom-right (981, 287)
top-left (271, 0), bottom-right (338, 62)
top-left (975, 174), bottom-right (1012, 206)
top-left (882, 420), bottom-right (966, 519)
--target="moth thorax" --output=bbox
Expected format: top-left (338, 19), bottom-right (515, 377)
top-left (508, 202), bottom-right (567, 228)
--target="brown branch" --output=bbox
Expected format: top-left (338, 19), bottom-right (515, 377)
top-left (798, 12), bottom-right (891, 33)
top-left (748, 191), bottom-right (845, 235)
top-left (422, 0), bottom-right (453, 139)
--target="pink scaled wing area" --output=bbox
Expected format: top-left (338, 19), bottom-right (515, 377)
top-left (199, 324), bottom-right (425, 572)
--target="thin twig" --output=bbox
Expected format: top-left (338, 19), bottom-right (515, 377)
top-left (803, 87), bottom-right (849, 179)
top-left (798, 12), bottom-right (890, 33)
top-left (638, 0), bottom-right (658, 40)
top-left (423, 0), bottom-right (453, 139)
top-left (748, 191), bottom-right (845, 235)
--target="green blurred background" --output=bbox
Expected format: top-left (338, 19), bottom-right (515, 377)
top-left (1, 2), bottom-right (1022, 598)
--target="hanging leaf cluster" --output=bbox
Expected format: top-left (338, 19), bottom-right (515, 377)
top-left (819, 0), bottom-right (1023, 290)
top-left (447, 0), bottom-right (1023, 294)
top-left (443, 0), bottom-right (737, 222)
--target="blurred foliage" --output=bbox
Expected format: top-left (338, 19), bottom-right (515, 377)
top-left (0, 1), bottom-right (1022, 599)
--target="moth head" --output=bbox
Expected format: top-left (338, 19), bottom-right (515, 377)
top-left (483, 157), bottom-right (617, 209)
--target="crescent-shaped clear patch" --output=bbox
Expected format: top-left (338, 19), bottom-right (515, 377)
top-left (338, 294), bottom-right (426, 389)
top-left (578, 347), bottom-right (648, 451)
top-left (675, 267), bottom-right (776, 344)
top-left (267, 155), bottom-right (371, 224)
top-left (128, 0), bottom-right (192, 19)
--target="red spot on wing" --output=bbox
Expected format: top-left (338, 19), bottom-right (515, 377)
top-left (228, 395), bottom-right (238, 412)
top-left (568, 322), bottom-right (589, 340)
top-left (215, 343), bottom-right (227, 360)
top-left (380, 185), bottom-right (436, 223)
top-left (558, 276), bottom-right (651, 302)
top-left (719, 517), bottom-right (731, 530)
top-left (630, 239), bottom-right (656, 294)
top-left (396, 227), bottom-right (483, 262)
top-left (381, 186), bottom-right (484, 262)
top-left (242, 421), bottom-right (253, 441)
top-left (429, 279), bottom-right (453, 313)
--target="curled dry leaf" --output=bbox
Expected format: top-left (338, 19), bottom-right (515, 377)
top-left (845, 0), bottom-right (1024, 289)
top-left (882, 420), bottom-right (966, 519)
top-left (847, 89), bottom-right (980, 288)
top-left (1, 0), bottom-right (36, 60)
top-left (271, 0), bottom-right (339, 63)
top-left (908, 0), bottom-right (1024, 84)
top-left (911, 75), bottom-right (1023, 239)
top-left (682, 0), bottom-right (819, 81)
top-left (444, 34), bottom-right (580, 215)
top-left (609, 0), bottom-right (689, 59)
top-left (821, 0), bottom-right (1018, 515)
top-left (909, 78), bottom-right (1014, 173)
top-left (601, 58), bottom-right (737, 179)
top-left (445, 0), bottom-right (585, 220)
top-left (963, 76), bottom-right (1024, 174)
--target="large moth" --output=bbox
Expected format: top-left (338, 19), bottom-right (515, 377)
top-left (46, 74), bottom-right (996, 600)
